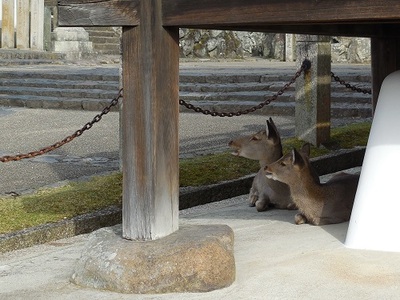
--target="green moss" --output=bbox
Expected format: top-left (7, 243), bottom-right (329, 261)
top-left (180, 152), bottom-right (259, 187)
top-left (0, 173), bottom-right (122, 234)
top-left (0, 122), bottom-right (371, 235)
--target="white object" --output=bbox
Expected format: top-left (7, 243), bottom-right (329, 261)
top-left (345, 70), bottom-right (400, 252)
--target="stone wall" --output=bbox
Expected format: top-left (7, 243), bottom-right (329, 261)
top-left (331, 36), bottom-right (371, 63)
top-left (178, 29), bottom-right (371, 63)
top-left (179, 29), bottom-right (286, 60)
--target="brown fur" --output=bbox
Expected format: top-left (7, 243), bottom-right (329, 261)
top-left (264, 145), bottom-right (359, 225)
top-left (228, 118), bottom-right (295, 211)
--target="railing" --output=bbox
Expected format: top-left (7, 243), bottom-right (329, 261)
top-left (0, 0), bottom-right (57, 51)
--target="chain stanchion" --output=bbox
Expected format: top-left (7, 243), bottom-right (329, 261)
top-left (331, 72), bottom-right (372, 94)
top-left (0, 89), bottom-right (123, 163)
top-left (179, 59), bottom-right (311, 117)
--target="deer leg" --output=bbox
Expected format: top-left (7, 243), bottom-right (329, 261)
top-left (255, 195), bottom-right (271, 212)
top-left (294, 213), bottom-right (308, 225)
top-left (248, 187), bottom-right (258, 207)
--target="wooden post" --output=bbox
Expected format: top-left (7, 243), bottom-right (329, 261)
top-left (30, 0), bottom-right (45, 50)
top-left (121, 0), bottom-right (179, 240)
top-left (371, 37), bottom-right (400, 113)
top-left (295, 34), bottom-right (331, 146)
top-left (1, 0), bottom-right (15, 49)
top-left (16, 0), bottom-right (30, 49)
top-left (43, 5), bottom-right (52, 51)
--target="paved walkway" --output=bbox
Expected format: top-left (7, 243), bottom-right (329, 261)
top-left (2, 193), bottom-right (400, 300)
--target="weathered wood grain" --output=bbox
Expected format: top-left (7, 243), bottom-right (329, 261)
top-left (371, 38), bottom-right (400, 113)
top-left (162, 0), bottom-right (400, 27)
top-left (58, 0), bottom-right (140, 26)
top-left (121, 0), bottom-right (179, 240)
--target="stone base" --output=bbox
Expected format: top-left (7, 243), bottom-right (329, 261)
top-left (71, 224), bottom-right (235, 294)
top-left (51, 27), bottom-right (93, 60)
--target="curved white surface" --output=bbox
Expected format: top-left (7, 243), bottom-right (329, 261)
top-left (345, 70), bottom-right (400, 252)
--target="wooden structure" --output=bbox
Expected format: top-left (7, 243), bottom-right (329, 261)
top-left (58, 0), bottom-right (400, 240)
top-left (1, 0), bottom-right (48, 50)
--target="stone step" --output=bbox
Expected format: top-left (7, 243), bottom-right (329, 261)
top-left (0, 93), bottom-right (372, 118)
top-left (84, 27), bottom-right (121, 55)
top-left (0, 59), bottom-right (64, 66)
top-left (0, 69), bottom-right (119, 81)
top-left (0, 64), bottom-right (372, 118)
top-left (179, 90), bottom-right (370, 104)
top-left (0, 94), bottom-right (120, 111)
top-left (0, 78), bottom-right (119, 91)
top-left (179, 100), bottom-right (372, 119)
top-left (89, 36), bottom-right (121, 45)
top-left (0, 50), bottom-right (66, 66)
top-left (92, 44), bottom-right (121, 55)
top-left (180, 80), bottom-right (371, 95)
top-left (0, 86), bottom-right (118, 99)
top-left (0, 49), bottom-right (65, 60)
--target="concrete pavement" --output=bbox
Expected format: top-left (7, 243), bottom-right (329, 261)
top-left (2, 191), bottom-right (400, 300)
top-left (0, 106), bottom-right (296, 195)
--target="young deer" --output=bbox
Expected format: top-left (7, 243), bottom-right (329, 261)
top-left (228, 118), bottom-right (296, 211)
top-left (264, 145), bottom-right (359, 225)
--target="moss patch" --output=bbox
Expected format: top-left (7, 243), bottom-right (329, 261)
top-left (0, 122), bottom-right (371, 235)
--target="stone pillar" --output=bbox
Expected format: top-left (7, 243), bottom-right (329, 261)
top-left (295, 35), bottom-right (331, 146)
top-left (1, 0), bottom-right (15, 48)
top-left (285, 34), bottom-right (296, 62)
top-left (30, 0), bottom-right (44, 50)
top-left (52, 27), bottom-right (93, 60)
top-left (43, 6), bottom-right (52, 51)
top-left (16, 0), bottom-right (30, 49)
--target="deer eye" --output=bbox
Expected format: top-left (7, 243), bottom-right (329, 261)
top-left (280, 161), bottom-right (286, 167)
top-left (250, 136), bottom-right (260, 141)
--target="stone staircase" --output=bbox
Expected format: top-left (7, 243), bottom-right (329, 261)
top-left (178, 72), bottom-right (372, 118)
top-left (0, 49), bottom-right (66, 66)
top-left (83, 27), bottom-right (121, 55)
top-left (0, 63), bottom-right (372, 119)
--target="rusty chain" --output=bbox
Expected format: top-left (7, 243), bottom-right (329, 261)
top-left (0, 59), bottom-right (370, 163)
top-left (179, 59), bottom-right (312, 117)
top-left (0, 89), bottom-right (123, 163)
top-left (331, 72), bottom-right (372, 94)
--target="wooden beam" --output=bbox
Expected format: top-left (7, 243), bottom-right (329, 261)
top-left (371, 38), bottom-right (400, 113)
top-left (182, 24), bottom-right (400, 39)
top-left (58, 0), bottom-right (140, 26)
top-left (121, 1), bottom-right (179, 240)
top-left (162, 0), bottom-right (400, 27)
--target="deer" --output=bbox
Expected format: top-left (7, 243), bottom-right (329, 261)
top-left (264, 144), bottom-right (359, 225)
top-left (228, 117), bottom-right (296, 211)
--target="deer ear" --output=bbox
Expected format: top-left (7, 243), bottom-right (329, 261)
top-left (266, 118), bottom-right (281, 142)
top-left (292, 148), bottom-right (305, 168)
top-left (299, 143), bottom-right (311, 158)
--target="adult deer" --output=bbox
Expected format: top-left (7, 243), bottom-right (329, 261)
top-left (265, 144), bottom-right (359, 225)
top-left (228, 118), bottom-right (296, 211)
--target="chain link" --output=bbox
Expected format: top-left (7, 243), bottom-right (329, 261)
top-left (0, 89), bottom-right (123, 163)
top-left (331, 72), bottom-right (372, 94)
top-left (179, 59), bottom-right (311, 117)
top-left (3, 61), bottom-right (369, 163)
